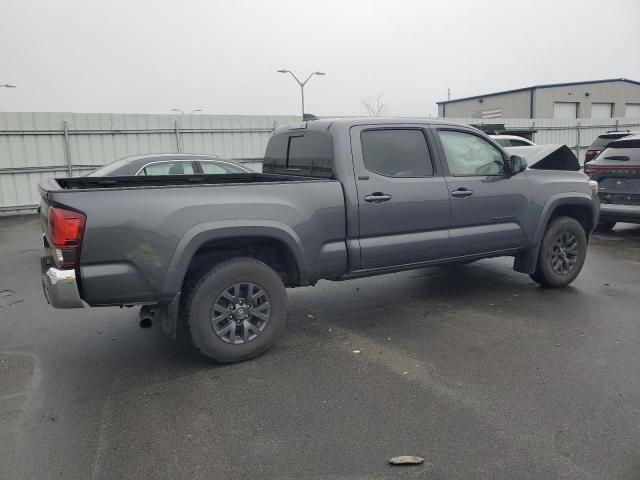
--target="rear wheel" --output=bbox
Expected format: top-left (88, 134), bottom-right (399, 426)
top-left (529, 216), bottom-right (587, 288)
top-left (595, 221), bottom-right (616, 232)
top-left (183, 257), bottom-right (287, 363)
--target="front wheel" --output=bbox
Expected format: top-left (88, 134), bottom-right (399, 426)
top-left (529, 216), bottom-right (587, 288)
top-left (183, 257), bottom-right (287, 363)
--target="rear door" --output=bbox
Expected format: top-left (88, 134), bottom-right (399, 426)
top-left (351, 125), bottom-right (450, 269)
top-left (433, 127), bottom-right (531, 258)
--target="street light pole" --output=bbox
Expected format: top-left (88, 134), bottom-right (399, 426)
top-left (277, 70), bottom-right (325, 118)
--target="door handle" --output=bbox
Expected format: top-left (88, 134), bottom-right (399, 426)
top-left (450, 188), bottom-right (473, 198)
top-left (364, 192), bottom-right (392, 203)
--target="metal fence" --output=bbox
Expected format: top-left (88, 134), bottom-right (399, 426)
top-left (0, 112), bottom-right (298, 215)
top-left (443, 116), bottom-right (640, 163)
top-left (2, 112), bottom-right (640, 215)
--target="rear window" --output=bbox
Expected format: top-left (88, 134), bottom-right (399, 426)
top-left (87, 158), bottom-right (133, 176)
top-left (263, 130), bottom-right (333, 178)
top-left (493, 138), bottom-right (510, 147)
top-left (595, 146), bottom-right (640, 164)
top-left (591, 133), bottom-right (632, 149)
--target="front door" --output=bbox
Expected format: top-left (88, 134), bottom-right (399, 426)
top-left (351, 125), bottom-right (451, 270)
top-left (433, 127), bottom-right (531, 258)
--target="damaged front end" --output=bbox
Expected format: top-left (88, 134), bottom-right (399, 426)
top-left (505, 144), bottom-right (581, 171)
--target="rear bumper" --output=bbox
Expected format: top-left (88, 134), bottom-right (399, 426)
top-left (599, 203), bottom-right (640, 224)
top-left (41, 261), bottom-right (84, 309)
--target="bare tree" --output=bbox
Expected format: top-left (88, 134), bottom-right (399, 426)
top-left (361, 93), bottom-right (390, 117)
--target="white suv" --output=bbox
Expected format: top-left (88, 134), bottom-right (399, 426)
top-left (490, 135), bottom-right (536, 147)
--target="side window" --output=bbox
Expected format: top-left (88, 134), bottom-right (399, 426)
top-left (140, 161), bottom-right (195, 176)
top-left (494, 138), bottom-right (511, 147)
top-left (200, 162), bottom-right (227, 174)
top-left (509, 139), bottom-right (530, 147)
top-left (361, 129), bottom-right (433, 177)
top-left (438, 131), bottom-right (505, 176)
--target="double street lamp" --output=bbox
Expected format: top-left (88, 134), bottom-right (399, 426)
top-left (277, 69), bottom-right (325, 118)
top-left (171, 108), bottom-right (202, 115)
top-left (1, 84), bottom-right (17, 88)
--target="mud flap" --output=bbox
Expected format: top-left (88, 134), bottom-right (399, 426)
top-left (514, 247), bottom-right (539, 274)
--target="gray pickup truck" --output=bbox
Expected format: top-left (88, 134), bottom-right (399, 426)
top-left (39, 118), bottom-right (599, 363)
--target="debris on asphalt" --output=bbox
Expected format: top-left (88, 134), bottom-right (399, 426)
top-left (307, 314), bottom-right (314, 319)
top-left (389, 455), bottom-right (425, 465)
top-left (352, 350), bottom-right (361, 354)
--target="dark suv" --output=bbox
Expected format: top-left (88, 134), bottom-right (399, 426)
top-left (586, 134), bottom-right (640, 231)
top-left (585, 131), bottom-right (637, 164)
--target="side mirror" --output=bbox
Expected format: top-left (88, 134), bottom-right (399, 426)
top-left (509, 155), bottom-right (527, 174)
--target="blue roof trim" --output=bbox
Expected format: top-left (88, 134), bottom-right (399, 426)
top-left (436, 78), bottom-right (640, 105)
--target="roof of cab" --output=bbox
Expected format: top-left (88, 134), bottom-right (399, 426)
top-left (273, 117), bottom-right (470, 135)
top-left (118, 152), bottom-right (223, 162)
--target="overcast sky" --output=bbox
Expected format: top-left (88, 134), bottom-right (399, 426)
top-left (2, 0), bottom-right (639, 117)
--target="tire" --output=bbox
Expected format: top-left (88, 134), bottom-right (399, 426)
top-left (529, 216), bottom-right (587, 288)
top-left (183, 257), bottom-right (287, 363)
top-left (595, 221), bottom-right (616, 233)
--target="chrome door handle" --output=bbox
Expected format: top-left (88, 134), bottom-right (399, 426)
top-left (451, 188), bottom-right (473, 198)
top-left (364, 193), bottom-right (392, 203)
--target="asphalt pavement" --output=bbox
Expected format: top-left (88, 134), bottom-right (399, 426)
top-left (1, 215), bottom-right (640, 479)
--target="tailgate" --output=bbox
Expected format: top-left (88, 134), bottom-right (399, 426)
top-left (595, 170), bottom-right (640, 206)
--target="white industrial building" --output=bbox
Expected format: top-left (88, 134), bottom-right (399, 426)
top-left (438, 78), bottom-right (640, 119)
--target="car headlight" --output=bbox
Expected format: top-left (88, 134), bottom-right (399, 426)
top-left (589, 180), bottom-right (598, 195)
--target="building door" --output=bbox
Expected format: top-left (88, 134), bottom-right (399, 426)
top-left (591, 103), bottom-right (613, 119)
top-left (625, 104), bottom-right (640, 118)
top-left (553, 102), bottom-right (578, 119)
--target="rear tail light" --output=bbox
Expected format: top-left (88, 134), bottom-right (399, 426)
top-left (584, 149), bottom-right (601, 163)
top-left (47, 206), bottom-right (86, 269)
top-left (585, 164), bottom-right (640, 175)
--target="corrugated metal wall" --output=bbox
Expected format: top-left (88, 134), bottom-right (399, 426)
top-left (533, 80), bottom-right (640, 118)
top-left (440, 90), bottom-right (531, 118)
top-left (443, 116), bottom-right (640, 163)
top-left (440, 81), bottom-right (640, 119)
top-left (0, 112), bottom-right (298, 215)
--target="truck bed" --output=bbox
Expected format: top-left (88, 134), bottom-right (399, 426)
top-left (39, 174), bottom-right (348, 306)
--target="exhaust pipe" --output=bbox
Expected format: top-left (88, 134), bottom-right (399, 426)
top-left (139, 306), bottom-right (155, 328)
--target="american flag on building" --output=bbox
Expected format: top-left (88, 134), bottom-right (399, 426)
top-left (481, 108), bottom-right (502, 119)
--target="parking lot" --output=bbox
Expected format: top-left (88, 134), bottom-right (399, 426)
top-left (1, 214), bottom-right (639, 479)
